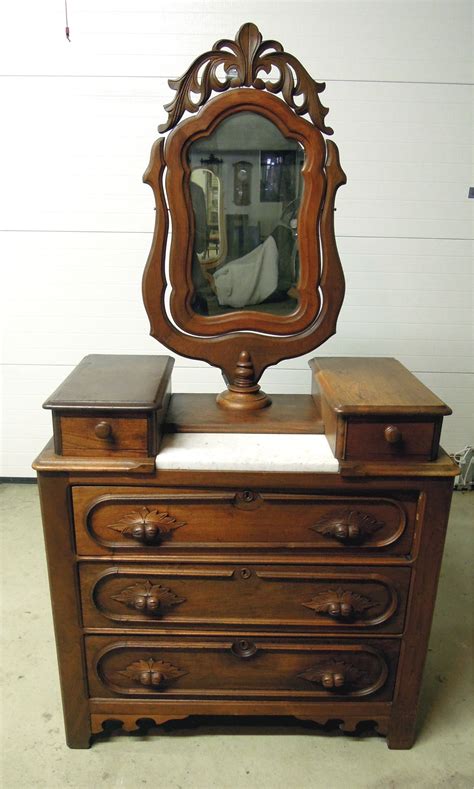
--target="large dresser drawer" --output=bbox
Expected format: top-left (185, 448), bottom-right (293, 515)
top-left (72, 486), bottom-right (417, 558)
top-left (86, 635), bottom-right (400, 701)
top-left (80, 563), bottom-right (410, 634)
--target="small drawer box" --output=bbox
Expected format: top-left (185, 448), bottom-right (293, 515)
top-left (44, 355), bottom-right (174, 457)
top-left (58, 413), bottom-right (150, 457)
top-left (344, 418), bottom-right (439, 461)
top-left (310, 357), bottom-right (451, 462)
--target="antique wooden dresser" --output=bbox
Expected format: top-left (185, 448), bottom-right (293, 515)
top-left (34, 24), bottom-right (458, 749)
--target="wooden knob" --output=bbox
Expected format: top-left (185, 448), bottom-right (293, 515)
top-left (145, 595), bottom-right (161, 613)
top-left (327, 602), bottom-right (353, 619)
top-left (139, 670), bottom-right (163, 688)
top-left (131, 594), bottom-right (161, 614)
top-left (321, 671), bottom-right (345, 689)
top-left (94, 421), bottom-right (112, 440)
top-left (131, 523), bottom-right (161, 544)
top-left (384, 425), bottom-right (402, 444)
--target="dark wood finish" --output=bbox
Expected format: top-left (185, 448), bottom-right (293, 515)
top-left (59, 414), bottom-right (149, 457)
top-left (345, 419), bottom-right (438, 462)
top-left (33, 439), bottom-right (155, 474)
top-left (71, 486), bottom-right (417, 558)
top-left (36, 473), bottom-right (91, 748)
top-left (164, 89), bottom-right (326, 339)
top-left (387, 477), bottom-right (454, 749)
top-left (142, 25), bottom-right (346, 397)
top-left (44, 355), bottom-right (174, 411)
top-left (159, 23), bottom-right (333, 135)
top-left (89, 699), bottom-right (391, 737)
top-left (144, 91), bottom-right (347, 385)
top-left (166, 393), bottom-right (324, 434)
top-left (43, 355), bottom-right (174, 456)
top-left (86, 635), bottom-right (399, 701)
top-left (33, 21), bottom-right (458, 751)
top-left (311, 357), bottom-right (451, 415)
top-left (339, 449), bottom-right (458, 479)
top-left (80, 562), bottom-right (410, 633)
top-left (311, 357), bottom-right (450, 461)
top-left (88, 699), bottom-right (391, 737)
top-left (34, 456), bottom-right (456, 748)
top-left (216, 351), bottom-right (272, 411)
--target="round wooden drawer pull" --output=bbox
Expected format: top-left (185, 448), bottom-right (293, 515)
top-left (327, 602), bottom-right (353, 618)
top-left (321, 671), bottom-right (346, 689)
top-left (139, 670), bottom-right (164, 688)
top-left (384, 425), bottom-right (402, 444)
top-left (94, 421), bottom-right (113, 440)
top-left (133, 594), bottom-right (161, 613)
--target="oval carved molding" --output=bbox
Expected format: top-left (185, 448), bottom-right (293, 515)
top-left (299, 648), bottom-right (389, 697)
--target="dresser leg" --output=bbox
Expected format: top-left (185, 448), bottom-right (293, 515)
top-left (37, 474), bottom-right (92, 751)
top-left (386, 716), bottom-right (417, 749)
top-left (66, 725), bottom-right (92, 750)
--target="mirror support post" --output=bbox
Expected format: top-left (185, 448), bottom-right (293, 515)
top-left (216, 351), bottom-right (272, 410)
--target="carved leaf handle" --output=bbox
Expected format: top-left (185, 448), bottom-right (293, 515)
top-left (311, 509), bottom-right (384, 544)
top-left (107, 507), bottom-right (186, 545)
top-left (299, 659), bottom-right (365, 691)
top-left (302, 587), bottom-right (374, 620)
top-left (118, 658), bottom-right (187, 690)
top-left (112, 581), bottom-right (185, 616)
top-left (320, 670), bottom-right (345, 689)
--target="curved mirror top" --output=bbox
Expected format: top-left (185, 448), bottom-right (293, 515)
top-left (188, 111), bottom-right (304, 318)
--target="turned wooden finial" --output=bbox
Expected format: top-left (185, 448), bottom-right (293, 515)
top-left (216, 351), bottom-right (272, 411)
top-left (232, 351), bottom-right (257, 389)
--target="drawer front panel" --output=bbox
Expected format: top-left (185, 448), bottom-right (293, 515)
top-left (345, 419), bottom-right (437, 461)
top-left (60, 414), bottom-right (149, 457)
top-left (86, 636), bottom-right (400, 701)
top-left (72, 486), bottom-right (417, 557)
top-left (80, 563), bottom-right (410, 634)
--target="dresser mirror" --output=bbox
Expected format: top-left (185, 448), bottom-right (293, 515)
top-left (142, 22), bottom-right (346, 409)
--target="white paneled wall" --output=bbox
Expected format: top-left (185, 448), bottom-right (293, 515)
top-left (1, 0), bottom-right (473, 476)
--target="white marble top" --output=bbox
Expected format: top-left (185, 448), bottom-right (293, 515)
top-left (156, 433), bottom-right (339, 473)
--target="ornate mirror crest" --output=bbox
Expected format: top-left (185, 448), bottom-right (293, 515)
top-left (143, 22), bottom-right (346, 410)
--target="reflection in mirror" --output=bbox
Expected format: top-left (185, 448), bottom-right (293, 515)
top-left (188, 112), bottom-right (304, 317)
top-left (190, 168), bottom-right (226, 262)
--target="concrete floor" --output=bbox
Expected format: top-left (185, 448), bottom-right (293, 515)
top-left (1, 483), bottom-right (472, 789)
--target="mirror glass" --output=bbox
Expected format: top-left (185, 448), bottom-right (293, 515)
top-left (190, 168), bottom-right (226, 267)
top-left (188, 112), bottom-right (304, 317)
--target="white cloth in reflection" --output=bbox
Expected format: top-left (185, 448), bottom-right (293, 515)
top-left (213, 235), bottom-right (278, 309)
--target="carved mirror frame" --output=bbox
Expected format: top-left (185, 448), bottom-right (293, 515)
top-left (142, 22), bottom-right (346, 410)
